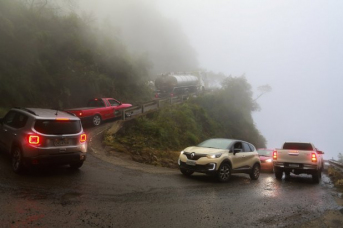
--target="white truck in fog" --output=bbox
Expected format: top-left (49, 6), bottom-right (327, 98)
top-left (154, 72), bottom-right (206, 98)
top-left (273, 142), bottom-right (324, 183)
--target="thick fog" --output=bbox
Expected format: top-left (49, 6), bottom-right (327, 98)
top-left (79, 0), bottom-right (343, 159)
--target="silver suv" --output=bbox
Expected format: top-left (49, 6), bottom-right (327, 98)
top-left (0, 108), bottom-right (87, 173)
top-left (178, 138), bottom-right (261, 182)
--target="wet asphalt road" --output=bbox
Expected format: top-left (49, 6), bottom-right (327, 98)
top-left (0, 123), bottom-right (342, 228)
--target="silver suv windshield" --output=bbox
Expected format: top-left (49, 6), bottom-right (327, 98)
top-left (197, 138), bottom-right (234, 150)
top-left (34, 120), bottom-right (82, 135)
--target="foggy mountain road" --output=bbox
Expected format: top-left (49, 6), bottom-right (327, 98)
top-left (0, 122), bottom-right (342, 228)
top-left (2, 1), bottom-right (343, 226)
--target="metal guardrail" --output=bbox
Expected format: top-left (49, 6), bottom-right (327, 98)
top-left (328, 159), bottom-right (343, 169)
top-left (121, 93), bottom-right (195, 120)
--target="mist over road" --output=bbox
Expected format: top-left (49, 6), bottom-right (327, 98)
top-left (0, 122), bottom-right (342, 227)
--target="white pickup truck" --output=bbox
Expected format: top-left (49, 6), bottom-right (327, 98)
top-left (273, 142), bottom-right (324, 183)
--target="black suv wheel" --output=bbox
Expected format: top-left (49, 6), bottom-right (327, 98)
top-left (70, 162), bottom-right (84, 169)
top-left (12, 147), bottom-right (25, 174)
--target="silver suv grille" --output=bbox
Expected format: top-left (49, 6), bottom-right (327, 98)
top-left (183, 152), bottom-right (207, 160)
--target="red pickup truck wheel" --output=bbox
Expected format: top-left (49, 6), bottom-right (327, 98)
top-left (92, 115), bottom-right (102, 126)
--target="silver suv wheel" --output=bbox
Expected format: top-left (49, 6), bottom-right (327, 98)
top-left (217, 163), bottom-right (231, 182)
top-left (250, 164), bottom-right (260, 180)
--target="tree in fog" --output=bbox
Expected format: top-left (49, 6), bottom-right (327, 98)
top-left (338, 153), bottom-right (343, 162)
top-left (79, 0), bottom-right (199, 76)
top-left (254, 84), bottom-right (272, 101)
top-left (0, 0), bottom-right (152, 108)
top-left (194, 75), bottom-right (267, 148)
top-left (21, 0), bottom-right (77, 13)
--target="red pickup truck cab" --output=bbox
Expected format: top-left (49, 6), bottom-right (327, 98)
top-left (66, 98), bottom-right (132, 126)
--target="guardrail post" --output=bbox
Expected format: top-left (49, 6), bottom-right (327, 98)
top-left (122, 110), bottom-right (126, 121)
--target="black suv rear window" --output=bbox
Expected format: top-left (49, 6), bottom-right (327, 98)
top-left (34, 120), bottom-right (81, 135)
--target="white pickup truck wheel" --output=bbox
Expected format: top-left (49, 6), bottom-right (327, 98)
top-left (312, 169), bottom-right (321, 183)
top-left (275, 168), bottom-right (283, 180)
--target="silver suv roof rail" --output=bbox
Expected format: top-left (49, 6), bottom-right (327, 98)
top-left (13, 107), bottom-right (37, 116)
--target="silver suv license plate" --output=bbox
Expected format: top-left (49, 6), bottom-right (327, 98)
top-left (186, 160), bottom-right (196, 166)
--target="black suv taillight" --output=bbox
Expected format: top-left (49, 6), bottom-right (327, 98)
top-left (28, 134), bottom-right (41, 146)
top-left (80, 133), bottom-right (87, 143)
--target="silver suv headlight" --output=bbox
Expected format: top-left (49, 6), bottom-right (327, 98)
top-left (206, 153), bottom-right (222, 159)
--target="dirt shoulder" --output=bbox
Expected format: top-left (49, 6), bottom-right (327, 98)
top-left (87, 121), bottom-right (176, 174)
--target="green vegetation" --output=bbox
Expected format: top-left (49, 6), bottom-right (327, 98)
top-left (0, 0), bottom-right (201, 109)
top-left (104, 76), bottom-right (267, 168)
top-left (1, 1), bottom-right (268, 168)
top-left (327, 166), bottom-right (343, 189)
top-left (0, 0), bottom-right (152, 108)
top-left (194, 76), bottom-right (266, 148)
top-left (104, 103), bottom-right (216, 168)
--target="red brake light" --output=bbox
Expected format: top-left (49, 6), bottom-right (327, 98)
top-left (56, 118), bottom-right (69, 121)
top-left (311, 152), bottom-right (317, 162)
top-left (28, 135), bottom-right (40, 145)
top-left (80, 133), bottom-right (87, 143)
top-left (273, 150), bottom-right (277, 160)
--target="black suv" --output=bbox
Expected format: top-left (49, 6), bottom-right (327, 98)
top-left (0, 108), bottom-right (87, 173)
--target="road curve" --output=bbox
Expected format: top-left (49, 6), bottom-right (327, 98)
top-left (0, 121), bottom-right (342, 227)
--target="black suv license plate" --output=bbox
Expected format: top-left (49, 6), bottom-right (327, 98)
top-left (54, 139), bottom-right (70, 146)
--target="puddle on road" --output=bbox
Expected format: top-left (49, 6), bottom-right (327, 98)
top-left (60, 192), bottom-right (83, 206)
top-left (12, 187), bottom-right (84, 207)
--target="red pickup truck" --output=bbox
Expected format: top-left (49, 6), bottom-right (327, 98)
top-left (66, 98), bottom-right (132, 126)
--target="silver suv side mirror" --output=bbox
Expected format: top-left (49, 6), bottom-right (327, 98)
top-left (233, 148), bottom-right (242, 155)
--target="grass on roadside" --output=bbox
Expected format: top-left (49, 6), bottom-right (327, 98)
top-left (103, 102), bottom-right (216, 168)
top-left (327, 166), bottom-right (343, 189)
